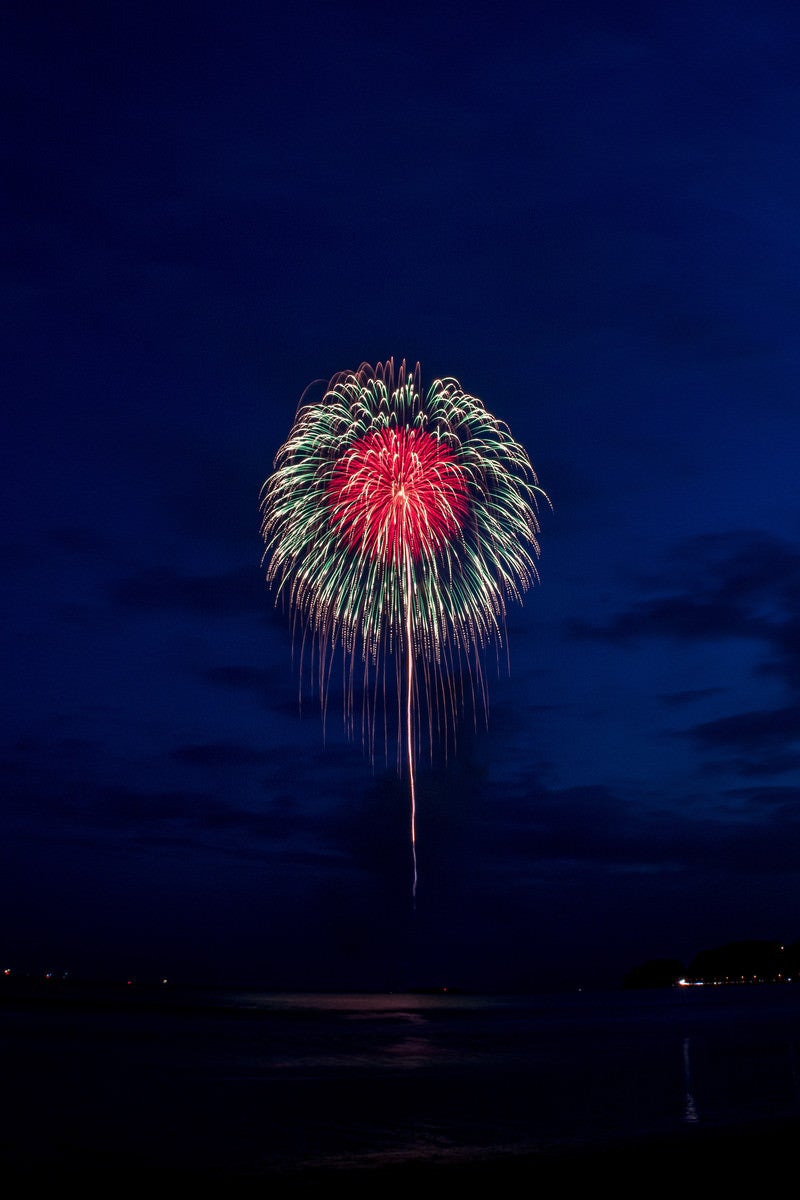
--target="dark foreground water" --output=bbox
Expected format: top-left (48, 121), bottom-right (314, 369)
top-left (2, 983), bottom-right (800, 1181)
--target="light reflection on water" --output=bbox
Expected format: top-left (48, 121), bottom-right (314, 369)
top-left (223, 990), bottom-right (499, 1013)
top-left (2, 986), bottom-right (800, 1174)
top-left (682, 1036), bottom-right (699, 1123)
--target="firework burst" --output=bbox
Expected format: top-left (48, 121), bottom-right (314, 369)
top-left (261, 359), bottom-right (548, 896)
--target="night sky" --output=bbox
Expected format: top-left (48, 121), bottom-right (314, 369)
top-left (5, 1), bottom-right (800, 991)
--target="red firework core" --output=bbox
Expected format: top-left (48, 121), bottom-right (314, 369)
top-left (328, 426), bottom-right (469, 564)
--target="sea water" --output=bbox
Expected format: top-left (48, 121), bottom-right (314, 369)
top-left (2, 984), bottom-right (799, 1176)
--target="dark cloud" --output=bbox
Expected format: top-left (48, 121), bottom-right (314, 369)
top-left (1, 767), bottom-right (308, 850)
top-left (112, 566), bottom-right (266, 615)
top-left (512, 779), bottom-right (800, 877)
top-left (409, 766), bottom-right (800, 889)
top-left (569, 532), bottom-right (800, 705)
top-left (659, 687), bottom-right (725, 707)
top-left (204, 665), bottom-right (272, 688)
top-left (578, 535), bottom-right (800, 792)
top-left (727, 753), bottom-right (800, 779)
top-left (482, 782), bottom-right (691, 873)
top-left (759, 616), bottom-right (800, 691)
top-left (202, 665), bottom-right (279, 693)
top-left (569, 594), bottom-right (765, 643)
top-left (201, 662), bottom-right (345, 723)
top-left (688, 704), bottom-right (800, 751)
top-left (0, 731), bottom-right (367, 858)
top-left (727, 784), bottom-right (800, 809)
top-left (574, 531), bottom-right (800, 629)
top-left (171, 741), bottom-right (271, 767)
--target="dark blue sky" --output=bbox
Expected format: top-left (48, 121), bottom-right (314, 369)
top-left (4, 1), bottom-right (800, 990)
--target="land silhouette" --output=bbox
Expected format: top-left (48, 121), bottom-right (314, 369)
top-left (624, 939), bottom-right (800, 988)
